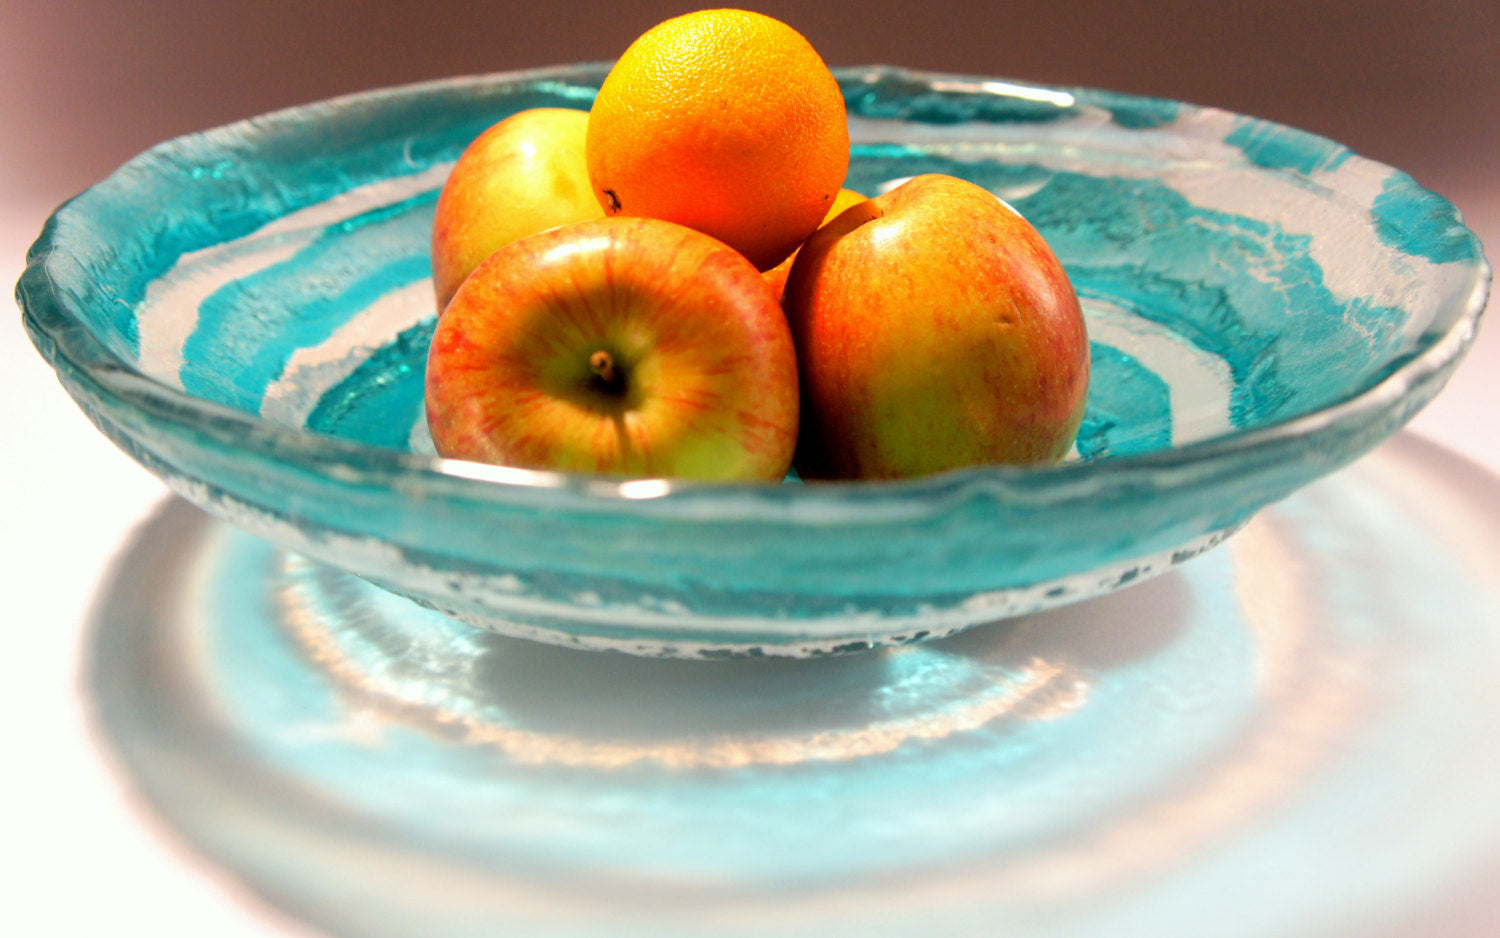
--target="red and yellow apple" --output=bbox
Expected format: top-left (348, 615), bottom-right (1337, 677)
top-left (425, 216), bottom-right (799, 481)
top-left (783, 173), bottom-right (1089, 480)
top-left (430, 107), bottom-right (605, 312)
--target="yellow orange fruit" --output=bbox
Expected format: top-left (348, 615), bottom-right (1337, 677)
top-left (585, 9), bottom-right (850, 271)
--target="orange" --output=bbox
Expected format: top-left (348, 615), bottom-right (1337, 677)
top-left (585, 9), bottom-right (850, 271)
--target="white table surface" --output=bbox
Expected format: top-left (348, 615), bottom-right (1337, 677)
top-left (2, 177), bottom-right (1495, 936)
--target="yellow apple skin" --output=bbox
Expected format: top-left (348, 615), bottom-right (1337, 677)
top-left (761, 187), bottom-right (868, 303)
top-left (425, 217), bottom-right (799, 481)
top-left (783, 174), bottom-right (1089, 481)
top-left (430, 108), bottom-right (604, 312)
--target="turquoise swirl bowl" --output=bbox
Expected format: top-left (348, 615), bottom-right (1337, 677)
top-left (19, 65), bottom-right (1490, 657)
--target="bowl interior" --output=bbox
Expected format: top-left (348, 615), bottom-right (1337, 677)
top-left (85, 68), bottom-right (1482, 473)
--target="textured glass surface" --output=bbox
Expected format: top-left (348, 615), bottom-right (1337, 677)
top-left (18, 65), bottom-right (1491, 655)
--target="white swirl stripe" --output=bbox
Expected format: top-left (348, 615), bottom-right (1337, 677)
top-left (261, 279), bottom-right (436, 429)
top-left (1084, 299), bottom-right (1235, 445)
top-left (134, 163), bottom-right (453, 389)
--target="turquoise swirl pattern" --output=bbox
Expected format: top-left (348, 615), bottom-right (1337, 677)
top-left (19, 65), bottom-right (1490, 656)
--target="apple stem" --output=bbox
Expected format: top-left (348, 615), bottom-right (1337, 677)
top-left (589, 350), bottom-right (622, 392)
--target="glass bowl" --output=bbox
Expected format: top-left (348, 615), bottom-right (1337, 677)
top-left (18, 64), bottom-right (1490, 657)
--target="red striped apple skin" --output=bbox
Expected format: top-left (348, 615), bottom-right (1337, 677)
top-left (784, 174), bottom-right (1089, 481)
top-left (425, 216), bottom-right (799, 482)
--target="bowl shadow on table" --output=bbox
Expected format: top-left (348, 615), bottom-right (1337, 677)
top-left (69, 493), bottom-right (1220, 936)
top-left (81, 493), bottom-right (1198, 760)
top-left (69, 435), bottom-right (1500, 938)
top-left (462, 570), bottom-right (1194, 743)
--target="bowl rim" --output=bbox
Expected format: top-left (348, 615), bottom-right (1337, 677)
top-left (17, 63), bottom-right (1493, 519)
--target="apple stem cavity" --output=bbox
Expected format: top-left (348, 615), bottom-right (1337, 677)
top-left (589, 349), bottom-right (626, 394)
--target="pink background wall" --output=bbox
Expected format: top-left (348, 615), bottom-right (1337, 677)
top-left (3, 0), bottom-right (1496, 240)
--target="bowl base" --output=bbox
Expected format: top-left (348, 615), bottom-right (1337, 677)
top-left (366, 524), bottom-right (1244, 659)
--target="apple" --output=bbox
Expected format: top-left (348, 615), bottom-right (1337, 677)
top-left (783, 173), bottom-right (1089, 480)
top-left (761, 187), bottom-right (868, 303)
top-left (425, 216), bottom-right (799, 481)
top-left (430, 107), bottom-right (605, 312)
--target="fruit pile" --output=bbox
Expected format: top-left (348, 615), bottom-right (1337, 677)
top-left (425, 9), bottom-right (1090, 483)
